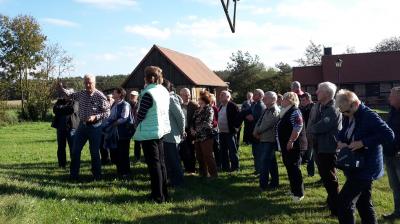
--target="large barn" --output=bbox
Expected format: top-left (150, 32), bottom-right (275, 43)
top-left (122, 45), bottom-right (228, 101)
top-left (293, 49), bottom-right (400, 105)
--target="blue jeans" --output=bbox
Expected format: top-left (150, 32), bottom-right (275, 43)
top-left (70, 123), bottom-right (102, 179)
top-left (258, 142), bottom-right (279, 189)
top-left (384, 155), bottom-right (400, 215)
top-left (220, 133), bottom-right (239, 171)
top-left (164, 142), bottom-right (184, 187)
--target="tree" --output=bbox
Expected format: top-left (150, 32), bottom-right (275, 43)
top-left (275, 62), bottom-right (292, 75)
top-left (344, 46), bottom-right (356, 54)
top-left (296, 41), bottom-right (323, 66)
top-left (373, 36), bottom-right (400, 52)
top-left (0, 15), bottom-right (46, 115)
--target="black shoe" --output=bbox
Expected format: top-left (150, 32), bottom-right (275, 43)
top-left (267, 184), bottom-right (279, 190)
top-left (383, 213), bottom-right (400, 220)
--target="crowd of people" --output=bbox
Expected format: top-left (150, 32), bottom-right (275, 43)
top-left (52, 66), bottom-right (400, 223)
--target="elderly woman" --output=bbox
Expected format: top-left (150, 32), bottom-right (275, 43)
top-left (276, 92), bottom-right (307, 201)
top-left (134, 66), bottom-right (171, 203)
top-left (253, 91), bottom-right (280, 190)
top-left (191, 90), bottom-right (218, 178)
top-left (107, 87), bottom-right (133, 177)
top-left (336, 89), bottom-right (394, 224)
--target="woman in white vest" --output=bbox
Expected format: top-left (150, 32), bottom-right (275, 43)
top-left (134, 66), bottom-right (171, 203)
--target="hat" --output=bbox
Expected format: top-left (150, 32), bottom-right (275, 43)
top-left (130, 90), bottom-right (139, 96)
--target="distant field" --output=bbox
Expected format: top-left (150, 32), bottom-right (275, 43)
top-left (0, 122), bottom-right (398, 224)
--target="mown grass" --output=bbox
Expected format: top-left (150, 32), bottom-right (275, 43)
top-left (0, 122), bottom-right (398, 224)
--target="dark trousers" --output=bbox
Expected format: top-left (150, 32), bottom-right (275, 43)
top-left (213, 132), bottom-right (221, 169)
top-left (194, 138), bottom-right (218, 177)
top-left (243, 120), bottom-right (252, 145)
top-left (70, 123), bottom-right (102, 179)
top-left (99, 134), bottom-right (111, 164)
top-left (338, 178), bottom-right (376, 224)
top-left (142, 139), bottom-right (168, 202)
top-left (384, 155), bottom-right (400, 215)
top-left (316, 153), bottom-right (339, 215)
top-left (134, 140), bottom-right (142, 160)
top-left (164, 142), bottom-right (184, 187)
top-left (116, 139), bottom-right (131, 175)
top-left (281, 149), bottom-right (304, 197)
top-left (179, 138), bottom-right (196, 173)
top-left (258, 142), bottom-right (279, 189)
top-left (56, 128), bottom-right (74, 168)
top-left (220, 133), bottom-right (239, 172)
top-left (305, 148), bottom-right (315, 176)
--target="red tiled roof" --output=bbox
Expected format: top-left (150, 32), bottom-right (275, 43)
top-left (155, 45), bottom-right (227, 87)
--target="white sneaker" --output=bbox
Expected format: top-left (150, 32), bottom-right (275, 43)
top-left (292, 195), bottom-right (304, 202)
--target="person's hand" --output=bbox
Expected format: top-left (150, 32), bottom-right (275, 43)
top-left (245, 114), bottom-right (254, 121)
top-left (87, 115), bottom-right (97, 123)
top-left (337, 141), bottom-right (348, 150)
top-left (349, 140), bottom-right (364, 151)
top-left (286, 141), bottom-right (294, 151)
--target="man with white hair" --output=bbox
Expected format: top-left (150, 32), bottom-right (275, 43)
top-left (218, 90), bottom-right (240, 172)
top-left (59, 74), bottom-right (110, 181)
top-left (291, 81), bottom-right (304, 97)
top-left (307, 81), bottom-right (342, 216)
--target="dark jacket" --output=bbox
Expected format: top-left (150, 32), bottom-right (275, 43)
top-left (52, 99), bottom-right (79, 130)
top-left (182, 100), bottom-right (199, 131)
top-left (383, 106), bottom-right (400, 157)
top-left (300, 102), bottom-right (314, 127)
top-left (277, 106), bottom-right (307, 152)
top-left (219, 101), bottom-right (240, 134)
top-left (307, 100), bottom-right (342, 154)
top-left (338, 103), bottom-right (394, 180)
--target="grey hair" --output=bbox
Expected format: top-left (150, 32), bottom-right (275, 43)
top-left (291, 81), bottom-right (301, 90)
top-left (180, 88), bottom-right (190, 95)
top-left (254, 89), bottom-right (264, 98)
top-left (221, 90), bottom-right (231, 98)
top-left (84, 74), bottom-right (96, 83)
top-left (318, 82), bottom-right (337, 99)
top-left (265, 91), bottom-right (277, 102)
top-left (335, 89), bottom-right (360, 108)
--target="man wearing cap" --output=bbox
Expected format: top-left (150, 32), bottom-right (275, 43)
top-left (59, 74), bottom-right (110, 181)
top-left (129, 90), bottom-right (142, 161)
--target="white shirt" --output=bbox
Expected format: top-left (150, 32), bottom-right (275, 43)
top-left (218, 105), bottom-right (229, 133)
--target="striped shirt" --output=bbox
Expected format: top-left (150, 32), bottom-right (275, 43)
top-left (63, 88), bottom-right (110, 122)
top-left (136, 93), bottom-right (153, 124)
top-left (290, 109), bottom-right (304, 133)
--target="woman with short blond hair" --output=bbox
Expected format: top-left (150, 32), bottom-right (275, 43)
top-left (276, 92), bottom-right (307, 202)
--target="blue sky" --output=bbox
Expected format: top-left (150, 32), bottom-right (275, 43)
top-left (1, 0), bottom-right (400, 77)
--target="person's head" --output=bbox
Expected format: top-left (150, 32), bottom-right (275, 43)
top-left (246, 92), bottom-right (253, 101)
top-left (299, 92), bottom-right (312, 107)
top-left (263, 91), bottom-right (277, 107)
top-left (389, 86), bottom-right (400, 109)
top-left (198, 90), bottom-right (211, 107)
top-left (144, 66), bottom-right (163, 85)
top-left (106, 94), bottom-right (114, 105)
top-left (210, 93), bottom-right (217, 106)
top-left (282, 92), bottom-right (300, 108)
top-left (129, 90), bottom-right (139, 102)
top-left (316, 82), bottom-right (337, 104)
top-left (277, 94), bottom-right (283, 106)
top-left (180, 88), bottom-right (191, 103)
top-left (291, 81), bottom-right (301, 92)
top-left (335, 89), bottom-right (361, 117)
top-left (84, 74), bottom-right (96, 93)
top-left (113, 87), bottom-right (126, 101)
top-left (162, 79), bottom-right (173, 92)
top-left (219, 90), bottom-right (231, 105)
top-left (253, 89), bottom-right (264, 102)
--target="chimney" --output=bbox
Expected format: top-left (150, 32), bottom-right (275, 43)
top-left (324, 47), bottom-right (332, 56)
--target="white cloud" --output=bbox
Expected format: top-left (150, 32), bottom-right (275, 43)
top-left (96, 53), bottom-right (118, 61)
top-left (74, 0), bottom-right (137, 9)
top-left (42, 18), bottom-right (79, 28)
top-left (124, 25), bottom-right (171, 40)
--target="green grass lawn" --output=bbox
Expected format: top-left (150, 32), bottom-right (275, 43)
top-left (0, 122), bottom-right (398, 224)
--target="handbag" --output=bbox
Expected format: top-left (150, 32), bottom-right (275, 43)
top-left (335, 147), bottom-right (365, 171)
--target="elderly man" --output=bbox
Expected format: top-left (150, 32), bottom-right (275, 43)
top-left (300, 92), bottom-right (316, 177)
top-left (59, 74), bottom-right (110, 181)
top-left (218, 90), bottom-right (240, 172)
top-left (253, 91), bottom-right (280, 190)
top-left (307, 82), bottom-right (342, 216)
top-left (291, 81), bottom-right (305, 97)
top-left (179, 88), bottom-right (199, 174)
top-left (241, 92), bottom-right (254, 145)
top-left (383, 86), bottom-right (400, 220)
